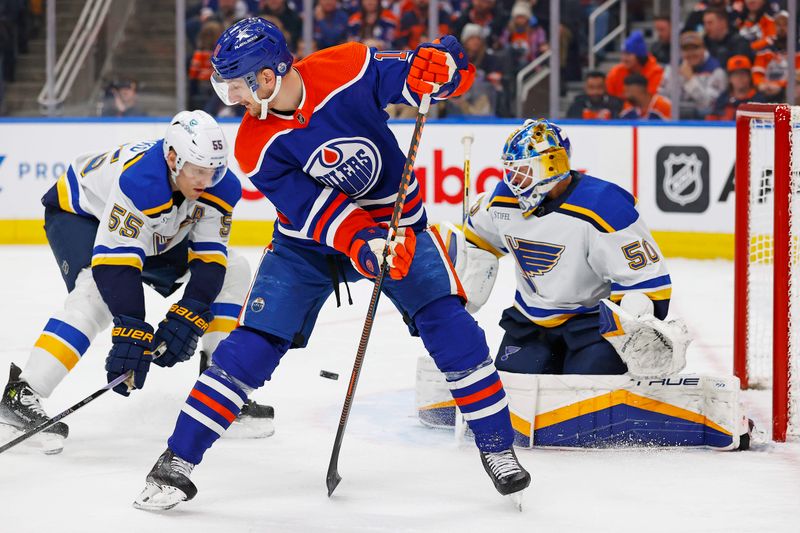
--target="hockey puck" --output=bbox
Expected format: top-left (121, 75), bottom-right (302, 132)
top-left (320, 370), bottom-right (339, 380)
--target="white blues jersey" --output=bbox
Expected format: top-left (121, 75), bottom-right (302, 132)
top-left (45, 139), bottom-right (240, 270)
top-left (466, 173), bottom-right (671, 327)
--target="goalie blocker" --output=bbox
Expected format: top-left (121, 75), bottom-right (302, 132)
top-left (416, 355), bottom-right (751, 450)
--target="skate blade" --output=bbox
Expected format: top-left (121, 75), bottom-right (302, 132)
top-left (0, 423), bottom-right (64, 455)
top-left (224, 418), bottom-right (275, 439)
top-left (133, 482), bottom-right (187, 511)
top-left (508, 490), bottom-right (524, 512)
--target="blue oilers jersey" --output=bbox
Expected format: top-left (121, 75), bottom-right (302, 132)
top-left (234, 42), bottom-right (427, 255)
top-left (466, 173), bottom-right (672, 327)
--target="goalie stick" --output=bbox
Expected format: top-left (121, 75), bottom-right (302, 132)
top-left (326, 94), bottom-right (432, 497)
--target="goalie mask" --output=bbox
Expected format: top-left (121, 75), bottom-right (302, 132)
top-left (211, 17), bottom-right (294, 120)
top-left (501, 119), bottom-right (571, 216)
top-left (163, 110), bottom-right (228, 187)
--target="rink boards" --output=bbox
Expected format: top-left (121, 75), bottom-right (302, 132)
top-left (0, 118), bottom-right (740, 259)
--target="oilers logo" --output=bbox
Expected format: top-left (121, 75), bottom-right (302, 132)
top-left (303, 137), bottom-right (382, 198)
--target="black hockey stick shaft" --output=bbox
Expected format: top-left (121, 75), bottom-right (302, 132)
top-left (0, 371), bottom-right (131, 455)
top-left (326, 95), bottom-right (431, 497)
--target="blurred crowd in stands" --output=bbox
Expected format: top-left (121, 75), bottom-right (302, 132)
top-left (0, 0), bottom-right (798, 119)
top-left (0, 0), bottom-right (40, 114)
top-left (568, 0), bottom-right (800, 120)
top-left (184, 0), bottom-right (800, 121)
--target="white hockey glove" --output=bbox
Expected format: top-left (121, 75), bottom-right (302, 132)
top-left (598, 294), bottom-right (690, 379)
top-left (440, 222), bottom-right (498, 313)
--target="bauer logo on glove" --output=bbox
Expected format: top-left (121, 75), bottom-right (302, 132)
top-left (598, 294), bottom-right (691, 379)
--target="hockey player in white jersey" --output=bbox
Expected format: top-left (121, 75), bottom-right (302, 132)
top-left (421, 120), bottom-right (752, 450)
top-left (0, 110), bottom-right (272, 454)
top-left (446, 118), bottom-right (687, 379)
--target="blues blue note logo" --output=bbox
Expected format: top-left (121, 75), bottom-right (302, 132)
top-left (505, 236), bottom-right (565, 293)
top-left (304, 137), bottom-right (382, 198)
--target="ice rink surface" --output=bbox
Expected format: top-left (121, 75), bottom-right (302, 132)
top-left (1, 246), bottom-right (798, 533)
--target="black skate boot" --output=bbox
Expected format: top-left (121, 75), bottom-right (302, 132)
top-left (0, 363), bottom-right (68, 454)
top-left (200, 351), bottom-right (275, 438)
top-left (133, 449), bottom-right (197, 511)
top-left (480, 447), bottom-right (531, 497)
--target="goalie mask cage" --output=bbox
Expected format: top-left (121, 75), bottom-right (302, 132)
top-left (734, 103), bottom-right (800, 442)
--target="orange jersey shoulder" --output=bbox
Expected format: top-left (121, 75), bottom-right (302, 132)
top-left (235, 42), bottom-right (371, 175)
top-left (295, 42), bottom-right (370, 109)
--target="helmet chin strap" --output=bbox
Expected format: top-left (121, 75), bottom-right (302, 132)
top-left (251, 75), bottom-right (283, 120)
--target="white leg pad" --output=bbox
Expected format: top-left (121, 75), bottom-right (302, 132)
top-left (416, 356), bottom-right (744, 450)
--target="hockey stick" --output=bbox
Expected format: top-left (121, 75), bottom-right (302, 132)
top-left (461, 131), bottom-right (473, 232)
top-left (0, 371), bottom-right (131, 454)
top-left (326, 94), bottom-right (432, 497)
top-left (0, 343), bottom-right (166, 455)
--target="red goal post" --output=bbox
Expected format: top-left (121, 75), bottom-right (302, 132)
top-left (734, 103), bottom-right (799, 442)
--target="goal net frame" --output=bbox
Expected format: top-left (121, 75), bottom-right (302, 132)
top-left (733, 103), bottom-right (797, 442)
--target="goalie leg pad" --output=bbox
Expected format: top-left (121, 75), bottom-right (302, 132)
top-left (416, 366), bottom-right (743, 450)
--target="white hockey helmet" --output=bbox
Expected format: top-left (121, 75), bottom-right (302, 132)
top-left (163, 110), bottom-right (228, 186)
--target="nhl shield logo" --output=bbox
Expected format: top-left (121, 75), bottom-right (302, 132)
top-left (303, 137), bottom-right (382, 198)
top-left (656, 146), bottom-right (710, 213)
top-left (662, 153), bottom-right (703, 206)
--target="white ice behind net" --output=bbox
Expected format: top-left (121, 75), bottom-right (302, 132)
top-left (747, 108), bottom-right (800, 436)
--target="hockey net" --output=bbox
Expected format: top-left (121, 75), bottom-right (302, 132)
top-left (734, 104), bottom-right (800, 442)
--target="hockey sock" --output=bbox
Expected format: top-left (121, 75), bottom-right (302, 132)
top-left (167, 366), bottom-right (248, 465)
top-left (415, 296), bottom-right (514, 452)
top-left (444, 358), bottom-right (514, 452)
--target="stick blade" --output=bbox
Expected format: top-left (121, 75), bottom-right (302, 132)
top-left (326, 469), bottom-right (342, 497)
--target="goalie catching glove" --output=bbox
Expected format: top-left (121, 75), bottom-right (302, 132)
top-left (349, 225), bottom-right (416, 280)
top-left (599, 295), bottom-right (690, 379)
top-left (407, 35), bottom-right (475, 99)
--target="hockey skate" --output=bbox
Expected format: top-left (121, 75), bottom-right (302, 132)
top-left (480, 447), bottom-right (530, 511)
top-left (199, 351), bottom-right (275, 438)
top-left (0, 363), bottom-right (68, 454)
top-left (133, 449), bottom-right (197, 511)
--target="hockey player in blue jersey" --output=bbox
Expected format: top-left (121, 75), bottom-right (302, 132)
top-left (0, 111), bottom-right (273, 454)
top-left (443, 119), bottom-right (689, 379)
top-left (133, 17), bottom-right (530, 511)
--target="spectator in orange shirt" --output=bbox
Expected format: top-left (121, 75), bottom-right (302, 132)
top-left (566, 70), bottom-right (623, 119)
top-left (737, 0), bottom-right (776, 52)
top-left (188, 20), bottom-right (223, 110)
top-left (752, 11), bottom-right (799, 101)
top-left (620, 73), bottom-right (672, 121)
top-left (707, 55), bottom-right (767, 120)
top-left (606, 31), bottom-right (664, 99)
top-left (394, 0), bottom-right (450, 49)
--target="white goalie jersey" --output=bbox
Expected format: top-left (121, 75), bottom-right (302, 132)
top-left (43, 139), bottom-right (241, 270)
top-left (465, 173), bottom-right (672, 326)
